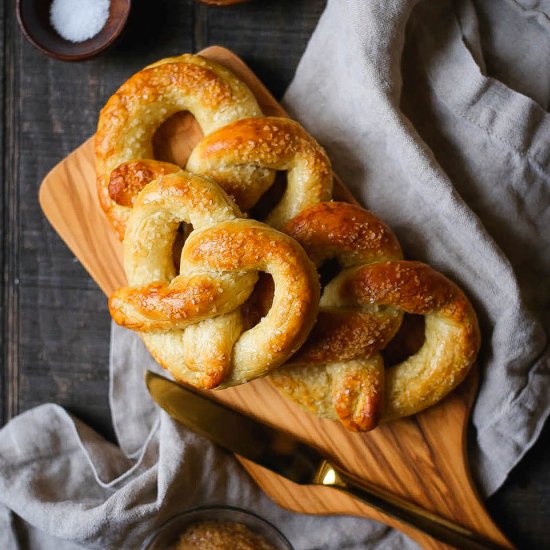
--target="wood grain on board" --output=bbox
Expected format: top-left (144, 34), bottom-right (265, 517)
top-left (39, 46), bottom-right (513, 549)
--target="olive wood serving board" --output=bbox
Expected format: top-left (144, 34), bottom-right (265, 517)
top-left (39, 46), bottom-right (512, 550)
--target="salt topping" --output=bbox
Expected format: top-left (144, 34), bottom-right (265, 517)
top-left (50, 0), bottom-right (110, 44)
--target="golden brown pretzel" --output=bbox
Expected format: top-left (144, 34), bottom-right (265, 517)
top-left (95, 54), bottom-right (263, 239)
top-left (97, 51), bottom-right (481, 432)
top-left (268, 202), bottom-right (402, 431)
top-left (187, 117), bottom-right (333, 228)
top-left (285, 202), bottom-right (404, 364)
top-left (109, 170), bottom-right (320, 389)
top-left (339, 260), bottom-right (480, 420)
top-left (270, 202), bottom-right (480, 431)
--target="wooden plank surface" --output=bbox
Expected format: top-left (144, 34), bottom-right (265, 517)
top-left (2, 1), bottom-right (550, 548)
top-left (0, 0), bottom-right (6, 427)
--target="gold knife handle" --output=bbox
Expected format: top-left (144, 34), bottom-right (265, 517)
top-left (314, 461), bottom-right (512, 550)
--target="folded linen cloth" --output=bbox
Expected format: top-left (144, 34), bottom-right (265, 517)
top-left (283, 0), bottom-right (550, 496)
top-left (1, 325), bottom-right (403, 550)
top-left (2, 0), bottom-right (549, 548)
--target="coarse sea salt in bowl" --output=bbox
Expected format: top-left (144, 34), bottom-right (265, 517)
top-left (17, 0), bottom-right (131, 61)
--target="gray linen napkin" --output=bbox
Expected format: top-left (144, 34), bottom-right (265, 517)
top-left (0, 324), bottom-right (408, 550)
top-left (2, 0), bottom-right (550, 548)
top-left (283, 0), bottom-right (550, 496)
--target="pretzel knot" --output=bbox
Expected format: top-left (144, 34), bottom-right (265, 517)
top-left (270, 202), bottom-right (480, 431)
top-left (95, 54), bottom-right (263, 239)
top-left (187, 116), bottom-right (333, 228)
top-left (109, 171), bottom-right (320, 389)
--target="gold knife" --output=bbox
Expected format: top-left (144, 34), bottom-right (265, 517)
top-left (145, 371), bottom-right (509, 550)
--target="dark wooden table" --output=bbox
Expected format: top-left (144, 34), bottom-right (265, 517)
top-left (1, 1), bottom-right (549, 548)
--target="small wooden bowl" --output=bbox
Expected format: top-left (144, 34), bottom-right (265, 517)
top-left (16, 0), bottom-right (131, 61)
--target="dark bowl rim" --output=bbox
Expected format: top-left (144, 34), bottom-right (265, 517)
top-left (141, 504), bottom-right (294, 550)
top-left (16, 0), bottom-right (132, 61)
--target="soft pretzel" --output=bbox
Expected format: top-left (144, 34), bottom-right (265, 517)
top-left (285, 202), bottom-right (404, 364)
top-left (270, 202), bottom-right (480, 430)
top-left (187, 117), bottom-right (333, 228)
top-left (98, 53), bottom-right (481, 429)
top-left (268, 202), bottom-right (402, 431)
top-left (340, 260), bottom-right (480, 420)
top-left (109, 170), bottom-right (320, 389)
top-left (95, 54), bottom-right (263, 239)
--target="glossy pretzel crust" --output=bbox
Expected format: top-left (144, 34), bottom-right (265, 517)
top-left (270, 202), bottom-right (480, 431)
top-left (187, 117), bottom-right (333, 228)
top-left (98, 54), bottom-right (481, 431)
top-left (95, 54), bottom-right (262, 239)
top-left (285, 202), bottom-right (404, 364)
top-left (272, 259), bottom-right (480, 428)
top-left (109, 171), bottom-right (320, 389)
